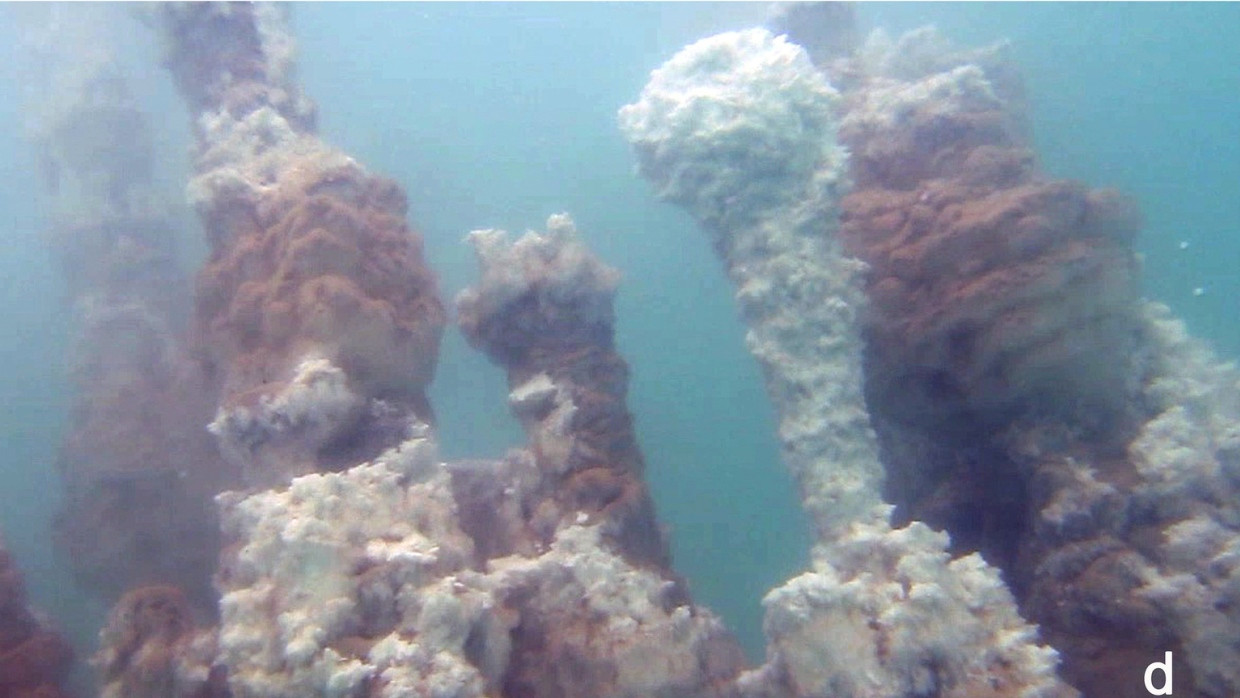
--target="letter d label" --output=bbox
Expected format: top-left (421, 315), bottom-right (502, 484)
top-left (1144, 651), bottom-right (1173, 695)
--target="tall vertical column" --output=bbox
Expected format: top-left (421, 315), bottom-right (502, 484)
top-left (24, 3), bottom-right (232, 608)
top-left (621, 28), bottom-right (1072, 697)
top-left (158, 4), bottom-right (446, 487)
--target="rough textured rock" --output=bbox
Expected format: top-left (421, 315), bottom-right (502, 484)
top-left (42, 6), bottom-right (1233, 698)
top-left (834, 47), bottom-right (1141, 438)
top-left (213, 424), bottom-right (743, 698)
top-left (753, 521), bottom-right (1063, 698)
top-left (620, 27), bottom-right (876, 542)
top-left (212, 427), bottom-right (494, 698)
top-left (0, 535), bottom-right (73, 698)
top-left (483, 524), bottom-right (742, 698)
top-left (1011, 303), bottom-right (1240, 698)
top-left (456, 214), bottom-right (746, 695)
top-left (95, 585), bottom-right (225, 698)
top-left (621, 28), bottom-right (1072, 698)
top-left (776, 13), bottom-right (1240, 696)
top-left (153, 9), bottom-right (744, 697)
top-left (159, 3), bottom-right (445, 487)
top-left (457, 214), bottom-right (669, 569)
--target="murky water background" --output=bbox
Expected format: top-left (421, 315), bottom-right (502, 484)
top-left (0, 2), bottom-right (1235, 665)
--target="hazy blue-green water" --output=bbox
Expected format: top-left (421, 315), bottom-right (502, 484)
top-left (0, 2), bottom-right (1235, 666)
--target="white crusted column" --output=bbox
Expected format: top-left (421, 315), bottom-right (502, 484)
top-left (621, 29), bottom-right (1073, 697)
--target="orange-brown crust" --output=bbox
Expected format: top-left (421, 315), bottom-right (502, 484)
top-left (197, 166), bottom-right (445, 415)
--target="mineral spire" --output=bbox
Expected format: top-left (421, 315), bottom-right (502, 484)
top-left (24, 3), bottom-right (232, 608)
top-left (621, 27), bottom-right (1073, 697)
top-left (158, 3), bottom-right (447, 487)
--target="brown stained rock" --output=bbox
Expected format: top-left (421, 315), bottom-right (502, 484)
top-left (196, 165), bottom-right (445, 422)
top-left (841, 175), bottom-right (1141, 436)
top-left (836, 71), bottom-right (1142, 437)
top-left (97, 586), bottom-right (193, 676)
top-left (160, 4), bottom-right (446, 481)
top-left (825, 27), bottom-right (1196, 697)
top-left (457, 222), bottom-right (748, 695)
top-left (490, 531), bottom-right (743, 698)
top-left (95, 585), bottom-right (227, 698)
top-left (0, 544), bottom-right (72, 698)
top-left (843, 103), bottom-right (1015, 193)
top-left (1018, 538), bottom-right (1193, 698)
top-left (457, 223), bottom-right (668, 570)
top-left (501, 601), bottom-right (743, 698)
top-left (160, 3), bottom-right (315, 141)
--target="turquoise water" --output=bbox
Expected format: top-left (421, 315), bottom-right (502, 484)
top-left (0, 1), bottom-right (1236, 666)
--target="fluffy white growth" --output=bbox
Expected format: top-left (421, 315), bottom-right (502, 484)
top-left (840, 63), bottom-right (1001, 137)
top-left (365, 630), bottom-right (489, 698)
top-left (1131, 302), bottom-right (1240, 464)
top-left (191, 106), bottom-right (315, 197)
top-left (1126, 302), bottom-right (1240, 695)
top-left (507, 372), bottom-right (577, 473)
top-left (853, 26), bottom-right (1001, 82)
top-left (619, 29), bottom-right (845, 229)
top-left (159, 3), bottom-right (328, 241)
top-left (1137, 520), bottom-right (1240, 697)
top-left (507, 373), bottom-right (558, 416)
top-left (457, 213), bottom-right (620, 338)
top-left (213, 428), bottom-right (497, 697)
top-left (1036, 462), bottom-right (1121, 540)
top-left (622, 29), bottom-right (1068, 696)
top-left (760, 520), bottom-right (1070, 698)
top-left (621, 27), bottom-right (879, 541)
top-left (209, 355), bottom-right (363, 484)
top-left (1128, 302), bottom-right (1240, 512)
top-left (480, 524), bottom-right (740, 696)
top-left (186, 106), bottom-right (354, 233)
top-left (214, 435), bottom-right (739, 697)
top-left (159, 2), bottom-right (309, 112)
top-left (250, 2), bottom-right (301, 91)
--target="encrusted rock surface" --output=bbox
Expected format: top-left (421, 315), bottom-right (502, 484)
top-left (213, 426), bottom-right (744, 698)
top-left (778, 14), bottom-right (1240, 696)
top-left (212, 428), bottom-right (493, 697)
top-left (1012, 303), bottom-right (1240, 698)
top-left (621, 27), bottom-right (1072, 698)
top-left (457, 214), bottom-right (669, 568)
top-left (456, 215), bottom-right (746, 695)
top-left (95, 585), bottom-right (224, 698)
top-left (159, 3), bottom-right (445, 488)
top-left (200, 212), bottom-right (745, 697)
top-left (834, 37), bottom-right (1141, 438)
top-left (26, 6), bottom-right (1238, 697)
